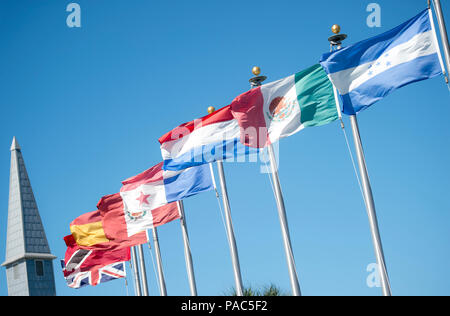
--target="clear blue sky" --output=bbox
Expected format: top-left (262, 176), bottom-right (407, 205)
top-left (1, 0), bottom-right (449, 296)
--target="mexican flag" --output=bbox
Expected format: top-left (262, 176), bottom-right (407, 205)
top-left (230, 64), bottom-right (339, 148)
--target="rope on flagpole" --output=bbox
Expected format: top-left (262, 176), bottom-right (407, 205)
top-left (209, 162), bottom-right (234, 250)
top-left (180, 214), bottom-right (195, 261)
top-left (340, 122), bottom-right (368, 208)
top-left (147, 241), bottom-right (161, 295)
top-left (333, 82), bottom-right (367, 206)
top-left (177, 204), bottom-right (195, 262)
top-left (260, 148), bottom-right (300, 287)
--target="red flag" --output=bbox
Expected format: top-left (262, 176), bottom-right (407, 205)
top-left (97, 192), bottom-right (180, 239)
top-left (69, 210), bottom-right (148, 250)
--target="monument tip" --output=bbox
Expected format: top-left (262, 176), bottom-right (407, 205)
top-left (10, 136), bottom-right (21, 151)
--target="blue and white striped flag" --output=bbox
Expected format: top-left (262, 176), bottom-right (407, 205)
top-left (320, 9), bottom-right (445, 115)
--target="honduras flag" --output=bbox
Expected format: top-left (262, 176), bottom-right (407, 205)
top-left (320, 9), bottom-right (445, 115)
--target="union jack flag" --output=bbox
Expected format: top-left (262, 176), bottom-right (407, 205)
top-left (61, 260), bottom-right (127, 289)
top-left (61, 235), bottom-right (129, 289)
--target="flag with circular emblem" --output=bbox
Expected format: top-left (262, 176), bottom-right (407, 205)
top-left (69, 209), bottom-right (148, 250)
top-left (230, 64), bottom-right (339, 148)
top-left (98, 163), bottom-right (213, 237)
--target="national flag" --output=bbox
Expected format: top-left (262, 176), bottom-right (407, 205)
top-left (102, 163), bottom-right (212, 237)
top-left (98, 192), bottom-right (180, 239)
top-left (159, 105), bottom-right (260, 171)
top-left (320, 9), bottom-right (445, 115)
top-left (159, 64), bottom-right (338, 170)
top-left (70, 210), bottom-right (148, 250)
top-left (61, 260), bottom-right (127, 289)
top-left (230, 63), bottom-right (339, 148)
top-left (61, 235), bottom-right (129, 289)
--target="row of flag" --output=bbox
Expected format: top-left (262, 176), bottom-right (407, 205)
top-left (61, 7), bottom-right (449, 293)
top-left (61, 165), bottom-right (214, 288)
top-left (160, 9), bottom-right (445, 168)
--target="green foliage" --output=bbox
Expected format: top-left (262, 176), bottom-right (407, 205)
top-left (225, 283), bottom-right (286, 296)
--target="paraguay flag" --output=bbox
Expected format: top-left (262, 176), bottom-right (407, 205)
top-left (320, 9), bottom-right (445, 115)
top-left (159, 105), bottom-right (261, 171)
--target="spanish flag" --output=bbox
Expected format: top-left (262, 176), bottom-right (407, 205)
top-left (70, 211), bottom-right (110, 247)
top-left (70, 209), bottom-right (148, 250)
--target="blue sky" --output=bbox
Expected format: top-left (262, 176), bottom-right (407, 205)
top-left (1, 0), bottom-right (449, 296)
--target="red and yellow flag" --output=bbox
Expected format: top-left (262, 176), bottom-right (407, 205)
top-left (70, 208), bottom-right (148, 250)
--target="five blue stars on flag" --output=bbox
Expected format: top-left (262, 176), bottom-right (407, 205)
top-left (367, 53), bottom-right (392, 77)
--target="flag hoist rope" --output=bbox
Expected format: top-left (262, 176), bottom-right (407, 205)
top-left (341, 123), bottom-right (366, 205)
top-left (208, 163), bottom-right (230, 240)
top-left (333, 86), bottom-right (366, 204)
top-left (147, 241), bottom-right (162, 295)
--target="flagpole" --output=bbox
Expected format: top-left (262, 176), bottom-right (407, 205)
top-left (137, 244), bottom-right (149, 296)
top-left (349, 115), bottom-right (392, 296)
top-left (215, 160), bottom-right (244, 296)
top-left (433, 0), bottom-right (450, 76)
top-left (177, 200), bottom-right (198, 296)
top-left (130, 246), bottom-right (142, 296)
top-left (328, 26), bottom-right (392, 296)
top-left (204, 129), bottom-right (243, 296)
top-left (249, 67), bottom-right (301, 296)
top-left (152, 227), bottom-right (168, 296)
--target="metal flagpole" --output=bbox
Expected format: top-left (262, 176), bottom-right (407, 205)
top-left (215, 160), bottom-right (244, 296)
top-left (328, 26), bottom-right (392, 296)
top-left (349, 116), bottom-right (392, 296)
top-left (137, 244), bottom-right (149, 296)
top-left (130, 246), bottom-right (142, 296)
top-left (267, 144), bottom-right (301, 296)
top-left (177, 200), bottom-right (198, 296)
top-left (249, 67), bottom-right (301, 296)
top-left (433, 0), bottom-right (450, 77)
top-left (203, 124), bottom-right (243, 296)
top-left (152, 227), bottom-right (168, 296)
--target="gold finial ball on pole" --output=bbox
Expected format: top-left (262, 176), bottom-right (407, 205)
top-left (252, 66), bottom-right (261, 76)
top-left (331, 24), bottom-right (341, 34)
top-left (207, 106), bottom-right (215, 114)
